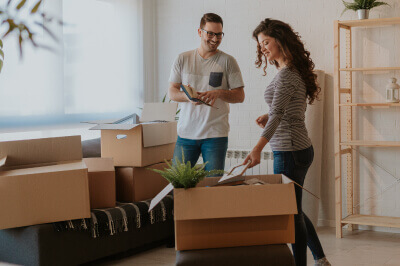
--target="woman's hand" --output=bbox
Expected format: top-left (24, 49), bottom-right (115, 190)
top-left (256, 114), bottom-right (269, 128)
top-left (243, 149), bottom-right (261, 168)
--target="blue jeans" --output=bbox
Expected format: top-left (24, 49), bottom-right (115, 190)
top-left (173, 136), bottom-right (228, 174)
top-left (273, 146), bottom-right (325, 266)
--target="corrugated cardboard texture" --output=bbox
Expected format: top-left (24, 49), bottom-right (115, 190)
top-left (141, 122), bottom-right (177, 147)
top-left (0, 161), bottom-right (90, 230)
top-left (175, 215), bottom-right (295, 250)
top-left (84, 158), bottom-right (116, 209)
top-left (140, 102), bottom-right (178, 122)
top-left (116, 162), bottom-right (170, 202)
top-left (0, 136), bottom-right (82, 168)
top-left (83, 158), bottom-right (115, 172)
top-left (174, 183), bottom-right (297, 220)
top-left (101, 125), bottom-right (175, 167)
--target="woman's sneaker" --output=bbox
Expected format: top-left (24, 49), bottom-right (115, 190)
top-left (315, 257), bottom-right (331, 266)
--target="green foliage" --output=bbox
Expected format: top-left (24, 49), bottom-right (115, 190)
top-left (150, 151), bottom-right (225, 189)
top-left (0, 0), bottom-right (61, 66)
top-left (342, 0), bottom-right (390, 15)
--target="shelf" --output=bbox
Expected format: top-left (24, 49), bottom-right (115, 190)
top-left (339, 67), bottom-right (400, 72)
top-left (342, 214), bottom-right (400, 228)
top-left (339, 17), bottom-right (400, 28)
top-left (339, 102), bottom-right (400, 107)
top-left (340, 140), bottom-right (400, 147)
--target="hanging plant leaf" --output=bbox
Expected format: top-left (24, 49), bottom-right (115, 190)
top-left (16, 0), bottom-right (27, 10)
top-left (31, 0), bottom-right (42, 14)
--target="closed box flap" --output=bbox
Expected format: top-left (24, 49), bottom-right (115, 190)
top-left (140, 102), bottom-right (178, 122)
top-left (0, 161), bottom-right (87, 177)
top-left (142, 122), bottom-right (177, 147)
top-left (0, 136), bottom-right (82, 169)
top-left (0, 156), bottom-right (6, 168)
top-left (83, 158), bottom-right (115, 172)
top-left (90, 123), bottom-right (140, 130)
top-left (174, 182), bottom-right (297, 221)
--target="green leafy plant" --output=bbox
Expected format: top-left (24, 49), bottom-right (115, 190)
top-left (0, 0), bottom-right (62, 72)
top-left (150, 151), bottom-right (225, 189)
top-left (342, 0), bottom-right (390, 15)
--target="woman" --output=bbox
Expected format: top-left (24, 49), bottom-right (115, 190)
top-left (244, 19), bottom-right (331, 266)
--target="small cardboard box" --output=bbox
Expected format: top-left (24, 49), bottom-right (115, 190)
top-left (0, 136), bottom-right (90, 230)
top-left (150, 174), bottom-right (298, 251)
top-left (91, 103), bottom-right (178, 167)
top-left (116, 162), bottom-right (170, 202)
top-left (83, 158), bottom-right (116, 209)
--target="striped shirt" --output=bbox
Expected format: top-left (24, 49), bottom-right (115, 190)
top-left (262, 67), bottom-right (312, 151)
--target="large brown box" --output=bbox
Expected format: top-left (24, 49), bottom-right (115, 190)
top-left (151, 174), bottom-right (298, 251)
top-left (91, 103), bottom-right (178, 167)
top-left (116, 162), bottom-right (170, 202)
top-left (83, 158), bottom-right (116, 209)
top-left (0, 136), bottom-right (90, 230)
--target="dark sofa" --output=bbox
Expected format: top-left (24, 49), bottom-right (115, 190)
top-left (0, 138), bottom-right (174, 266)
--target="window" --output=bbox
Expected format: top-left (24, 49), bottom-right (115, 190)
top-left (0, 0), bottom-right (143, 129)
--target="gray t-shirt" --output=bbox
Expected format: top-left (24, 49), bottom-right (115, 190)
top-left (169, 49), bottom-right (244, 139)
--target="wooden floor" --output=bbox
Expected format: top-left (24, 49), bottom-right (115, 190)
top-left (97, 227), bottom-right (400, 266)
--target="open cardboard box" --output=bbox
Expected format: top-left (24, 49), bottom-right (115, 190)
top-left (149, 172), bottom-right (312, 250)
top-left (83, 158), bottom-right (116, 209)
top-left (0, 136), bottom-right (90, 230)
top-left (116, 161), bottom-right (170, 202)
top-left (90, 103), bottom-right (178, 167)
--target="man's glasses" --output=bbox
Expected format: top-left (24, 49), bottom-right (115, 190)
top-left (201, 29), bottom-right (224, 39)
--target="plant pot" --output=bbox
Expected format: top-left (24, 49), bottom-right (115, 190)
top-left (357, 9), bottom-right (369, 20)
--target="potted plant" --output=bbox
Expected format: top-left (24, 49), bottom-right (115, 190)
top-left (151, 151), bottom-right (225, 189)
top-left (342, 0), bottom-right (390, 20)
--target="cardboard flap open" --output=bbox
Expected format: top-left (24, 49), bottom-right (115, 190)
top-left (89, 124), bottom-right (140, 131)
top-left (142, 122), bottom-right (177, 147)
top-left (83, 158), bottom-right (114, 172)
top-left (149, 183), bottom-right (174, 211)
top-left (174, 184), bottom-right (298, 221)
top-left (281, 174), bottom-right (320, 199)
top-left (0, 136), bottom-right (82, 168)
top-left (82, 114), bottom-right (139, 125)
top-left (0, 156), bottom-right (7, 168)
top-left (140, 103), bottom-right (178, 122)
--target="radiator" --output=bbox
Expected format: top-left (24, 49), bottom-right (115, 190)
top-left (199, 149), bottom-right (274, 175)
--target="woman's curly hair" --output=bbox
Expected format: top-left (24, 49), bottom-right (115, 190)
top-left (253, 18), bottom-right (320, 104)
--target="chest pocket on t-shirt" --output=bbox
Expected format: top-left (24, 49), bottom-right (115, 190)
top-left (209, 72), bottom-right (223, 88)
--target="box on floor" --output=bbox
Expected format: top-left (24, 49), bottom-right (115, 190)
top-left (83, 158), bottom-right (116, 209)
top-left (151, 174), bottom-right (299, 250)
top-left (116, 162), bottom-right (170, 202)
top-left (90, 103), bottom-right (178, 167)
top-left (0, 136), bottom-right (90, 230)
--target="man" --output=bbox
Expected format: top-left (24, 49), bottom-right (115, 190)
top-left (168, 13), bottom-right (245, 172)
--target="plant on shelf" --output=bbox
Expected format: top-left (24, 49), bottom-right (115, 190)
top-left (341, 0), bottom-right (390, 19)
top-left (150, 151), bottom-right (224, 189)
top-left (0, 0), bottom-right (62, 73)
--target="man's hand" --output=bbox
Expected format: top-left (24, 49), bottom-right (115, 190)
top-left (197, 90), bottom-right (221, 106)
top-left (256, 114), bottom-right (269, 128)
top-left (186, 84), bottom-right (202, 105)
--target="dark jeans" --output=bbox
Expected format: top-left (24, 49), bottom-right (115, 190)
top-left (173, 136), bottom-right (228, 173)
top-left (273, 146), bottom-right (325, 266)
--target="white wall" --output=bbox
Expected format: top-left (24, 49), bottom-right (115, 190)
top-left (153, 0), bottom-right (400, 231)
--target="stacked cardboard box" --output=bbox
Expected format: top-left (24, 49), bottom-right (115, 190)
top-left (0, 136), bottom-right (91, 230)
top-left (83, 158), bottom-right (116, 209)
top-left (151, 174), bottom-right (301, 250)
top-left (90, 103), bottom-right (178, 202)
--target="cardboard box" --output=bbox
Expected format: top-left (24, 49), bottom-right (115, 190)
top-left (83, 158), bottom-right (116, 209)
top-left (91, 103), bottom-right (178, 167)
top-left (0, 136), bottom-right (90, 230)
top-left (150, 174), bottom-right (298, 250)
top-left (116, 162), bottom-right (170, 202)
